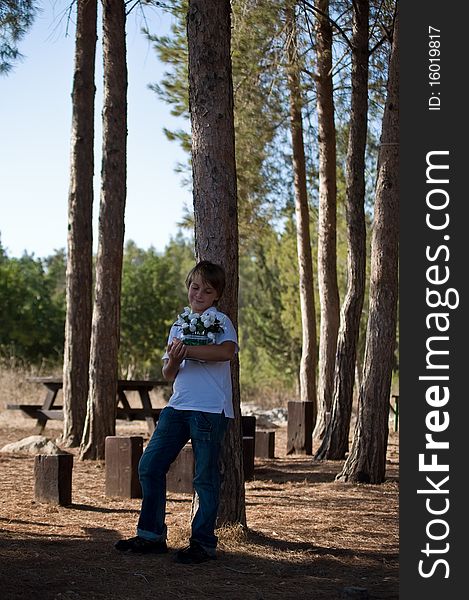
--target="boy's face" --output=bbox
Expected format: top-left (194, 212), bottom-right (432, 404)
top-left (188, 275), bottom-right (219, 313)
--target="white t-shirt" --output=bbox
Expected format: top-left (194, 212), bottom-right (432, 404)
top-left (162, 308), bottom-right (238, 418)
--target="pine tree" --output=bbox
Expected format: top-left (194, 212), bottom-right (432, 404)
top-left (80, 0), bottom-right (128, 460)
top-left (62, 0), bottom-right (97, 448)
top-left (187, 0), bottom-right (245, 526)
top-left (338, 7), bottom-right (398, 484)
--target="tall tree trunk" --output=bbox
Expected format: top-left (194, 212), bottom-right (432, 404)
top-left (314, 0), bottom-right (340, 440)
top-left (286, 3), bottom-right (317, 416)
top-left (315, 0), bottom-right (369, 460)
top-left (61, 0), bottom-right (97, 448)
top-left (338, 10), bottom-right (399, 484)
top-left (187, 0), bottom-right (245, 527)
top-left (80, 0), bottom-right (127, 460)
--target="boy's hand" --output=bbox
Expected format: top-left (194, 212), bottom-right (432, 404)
top-left (167, 338), bottom-right (187, 366)
top-left (162, 338), bottom-right (187, 381)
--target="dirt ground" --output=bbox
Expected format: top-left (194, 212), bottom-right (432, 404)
top-left (0, 413), bottom-right (399, 600)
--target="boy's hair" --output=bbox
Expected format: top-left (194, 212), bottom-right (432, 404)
top-left (185, 261), bottom-right (226, 300)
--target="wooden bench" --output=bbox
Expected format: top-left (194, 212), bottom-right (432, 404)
top-left (7, 404), bottom-right (163, 423)
top-left (7, 377), bottom-right (169, 435)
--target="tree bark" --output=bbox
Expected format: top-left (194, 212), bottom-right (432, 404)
top-left (80, 0), bottom-right (127, 460)
top-left (314, 0), bottom-right (340, 440)
top-left (62, 0), bottom-right (97, 448)
top-left (286, 3), bottom-right (317, 417)
top-left (187, 0), bottom-right (245, 527)
top-left (338, 10), bottom-right (399, 484)
top-left (315, 0), bottom-right (369, 460)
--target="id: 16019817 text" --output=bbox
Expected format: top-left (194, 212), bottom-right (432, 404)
top-left (428, 26), bottom-right (441, 111)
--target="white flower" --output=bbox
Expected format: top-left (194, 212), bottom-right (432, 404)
top-left (189, 324), bottom-right (196, 332)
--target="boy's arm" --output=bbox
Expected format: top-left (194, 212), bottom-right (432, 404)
top-left (185, 341), bottom-right (236, 362)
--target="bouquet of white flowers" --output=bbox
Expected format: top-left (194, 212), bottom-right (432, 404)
top-left (175, 307), bottom-right (225, 345)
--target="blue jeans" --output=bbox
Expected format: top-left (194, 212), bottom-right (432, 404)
top-left (137, 406), bottom-right (229, 550)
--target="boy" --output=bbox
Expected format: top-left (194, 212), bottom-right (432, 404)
top-left (115, 261), bottom-right (238, 564)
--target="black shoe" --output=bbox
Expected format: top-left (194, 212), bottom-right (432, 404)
top-left (114, 536), bottom-right (168, 554)
top-left (175, 540), bottom-right (215, 564)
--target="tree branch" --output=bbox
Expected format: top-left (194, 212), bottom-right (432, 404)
top-left (299, 0), bottom-right (353, 50)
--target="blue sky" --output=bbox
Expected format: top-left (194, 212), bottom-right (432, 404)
top-left (0, 2), bottom-right (191, 259)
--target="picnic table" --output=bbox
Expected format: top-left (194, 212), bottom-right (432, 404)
top-left (7, 377), bottom-right (170, 435)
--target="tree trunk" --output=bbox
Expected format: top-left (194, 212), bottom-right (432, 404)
top-left (61, 0), bottom-right (97, 448)
top-left (314, 0), bottom-right (340, 440)
top-left (286, 4), bottom-right (317, 417)
top-left (187, 0), bottom-right (245, 527)
top-left (338, 10), bottom-right (399, 484)
top-left (315, 0), bottom-right (369, 460)
top-left (80, 0), bottom-right (127, 460)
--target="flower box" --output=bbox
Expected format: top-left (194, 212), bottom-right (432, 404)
top-left (182, 334), bottom-right (211, 346)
